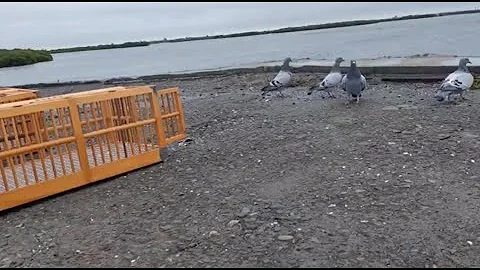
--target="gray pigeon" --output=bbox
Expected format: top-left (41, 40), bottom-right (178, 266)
top-left (340, 60), bottom-right (367, 104)
top-left (307, 57), bottom-right (345, 98)
top-left (434, 58), bottom-right (474, 102)
top-left (261, 57), bottom-right (293, 98)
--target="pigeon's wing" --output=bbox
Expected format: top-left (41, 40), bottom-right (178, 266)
top-left (360, 74), bottom-right (367, 91)
top-left (270, 70), bottom-right (292, 88)
top-left (439, 71), bottom-right (458, 89)
top-left (319, 72), bottom-right (343, 88)
top-left (345, 77), bottom-right (363, 96)
top-left (340, 74), bottom-right (347, 91)
top-left (440, 71), bottom-right (474, 92)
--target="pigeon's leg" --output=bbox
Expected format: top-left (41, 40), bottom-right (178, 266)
top-left (327, 90), bottom-right (336, 99)
top-left (278, 88), bottom-right (285, 98)
top-left (460, 91), bottom-right (469, 101)
top-left (356, 96), bottom-right (360, 104)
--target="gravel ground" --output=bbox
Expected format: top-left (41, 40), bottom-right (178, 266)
top-left (1, 72), bottom-right (480, 268)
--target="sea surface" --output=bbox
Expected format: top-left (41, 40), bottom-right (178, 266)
top-left (1, 13), bottom-right (479, 86)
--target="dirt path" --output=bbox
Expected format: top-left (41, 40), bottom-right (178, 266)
top-left (1, 72), bottom-right (480, 267)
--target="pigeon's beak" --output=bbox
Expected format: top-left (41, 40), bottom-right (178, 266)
top-left (467, 60), bottom-right (472, 64)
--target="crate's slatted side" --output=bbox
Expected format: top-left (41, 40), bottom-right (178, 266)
top-left (0, 105), bottom-right (79, 193)
top-left (156, 88), bottom-right (187, 145)
top-left (77, 92), bottom-right (159, 168)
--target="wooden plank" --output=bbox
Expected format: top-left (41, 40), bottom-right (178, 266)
top-left (0, 99), bottom-right (70, 118)
top-left (0, 172), bottom-right (85, 212)
top-left (90, 150), bottom-right (161, 182)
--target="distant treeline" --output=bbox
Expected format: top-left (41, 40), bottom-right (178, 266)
top-left (0, 49), bottom-right (53, 68)
top-left (49, 41), bottom-right (150, 54)
top-left (45, 8), bottom-right (480, 54)
top-left (151, 9), bottom-right (480, 44)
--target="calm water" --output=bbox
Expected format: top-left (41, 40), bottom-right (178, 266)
top-left (1, 13), bottom-right (479, 86)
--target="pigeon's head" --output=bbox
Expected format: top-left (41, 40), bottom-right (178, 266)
top-left (335, 57), bottom-right (345, 64)
top-left (459, 58), bottom-right (472, 66)
top-left (350, 60), bottom-right (357, 67)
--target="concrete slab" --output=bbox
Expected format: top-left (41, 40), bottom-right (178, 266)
top-left (160, 55), bottom-right (480, 78)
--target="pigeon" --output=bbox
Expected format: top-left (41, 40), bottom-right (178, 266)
top-left (434, 58), bottom-right (474, 102)
top-left (261, 57), bottom-right (293, 98)
top-left (340, 60), bottom-right (367, 104)
top-left (307, 57), bottom-right (345, 98)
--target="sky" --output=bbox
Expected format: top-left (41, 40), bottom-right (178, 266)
top-left (1, 2), bottom-right (479, 50)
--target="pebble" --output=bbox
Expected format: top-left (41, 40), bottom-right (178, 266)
top-left (209, 231), bottom-right (220, 237)
top-left (438, 134), bottom-right (451, 140)
top-left (237, 207), bottom-right (251, 218)
top-left (160, 225), bottom-right (173, 231)
top-left (278, 235), bottom-right (294, 241)
top-left (227, 220), bottom-right (240, 227)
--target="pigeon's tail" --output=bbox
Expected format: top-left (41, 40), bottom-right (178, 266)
top-left (261, 85), bottom-right (277, 92)
top-left (307, 82), bottom-right (329, 95)
top-left (307, 86), bottom-right (319, 95)
top-left (261, 85), bottom-right (281, 97)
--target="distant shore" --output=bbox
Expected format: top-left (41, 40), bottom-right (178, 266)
top-left (47, 8), bottom-right (480, 54)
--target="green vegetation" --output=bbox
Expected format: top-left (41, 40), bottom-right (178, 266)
top-left (0, 49), bottom-right (53, 68)
top-left (49, 41), bottom-right (150, 54)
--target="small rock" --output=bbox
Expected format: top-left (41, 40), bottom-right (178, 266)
top-left (160, 225), bottom-right (173, 231)
top-left (237, 207), bottom-right (251, 218)
top-left (310, 237), bottom-right (320, 243)
top-left (438, 134), bottom-right (451, 140)
top-left (278, 235), bottom-right (294, 241)
top-left (227, 220), bottom-right (240, 227)
top-left (209, 231), bottom-right (220, 237)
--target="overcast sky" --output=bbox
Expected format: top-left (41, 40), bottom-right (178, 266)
top-left (1, 2), bottom-right (479, 50)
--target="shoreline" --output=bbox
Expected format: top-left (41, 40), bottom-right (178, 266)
top-left (45, 8), bottom-right (480, 54)
top-left (10, 56), bottom-right (480, 89)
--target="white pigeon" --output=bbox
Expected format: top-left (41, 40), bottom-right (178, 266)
top-left (307, 57), bottom-right (345, 98)
top-left (340, 60), bottom-right (367, 104)
top-left (261, 57), bottom-right (292, 98)
top-left (434, 58), bottom-right (474, 102)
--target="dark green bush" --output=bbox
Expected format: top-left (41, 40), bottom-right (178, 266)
top-left (0, 49), bottom-right (53, 68)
